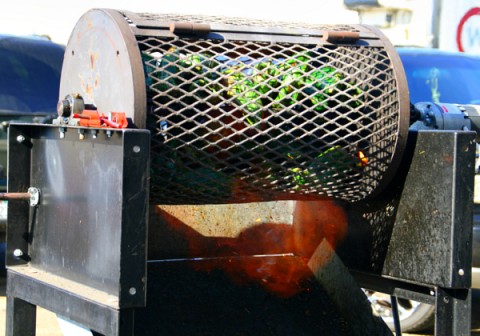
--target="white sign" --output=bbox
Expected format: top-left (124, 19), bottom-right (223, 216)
top-left (456, 7), bottom-right (480, 53)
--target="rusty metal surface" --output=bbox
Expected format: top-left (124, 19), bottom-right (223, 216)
top-left (155, 201), bottom-right (295, 238)
top-left (59, 9), bottom-right (146, 129)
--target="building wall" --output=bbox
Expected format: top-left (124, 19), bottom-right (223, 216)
top-left (348, 0), bottom-right (480, 54)
top-left (352, 0), bottom-right (434, 47)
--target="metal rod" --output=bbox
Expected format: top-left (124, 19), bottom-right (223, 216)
top-left (0, 193), bottom-right (31, 201)
top-left (390, 296), bottom-right (402, 335)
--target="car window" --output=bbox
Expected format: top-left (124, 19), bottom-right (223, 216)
top-left (399, 51), bottom-right (480, 105)
top-left (0, 37), bottom-right (64, 183)
top-left (0, 37), bottom-right (63, 114)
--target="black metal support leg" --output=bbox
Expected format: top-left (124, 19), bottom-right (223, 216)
top-left (390, 296), bottom-right (402, 336)
top-left (91, 311), bottom-right (134, 336)
top-left (6, 296), bottom-right (36, 336)
top-left (435, 288), bottom-right (471, 336)
top-left (100, 309), bottom-right (135, 336)
top-left (7, 268), bottom-right (136, 336)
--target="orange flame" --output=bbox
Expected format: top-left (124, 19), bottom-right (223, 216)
top-left (151, 199), bottom-right (348, 297)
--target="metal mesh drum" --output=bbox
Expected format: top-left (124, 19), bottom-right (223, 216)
top-left (59, 9), bottom-right (410, 204)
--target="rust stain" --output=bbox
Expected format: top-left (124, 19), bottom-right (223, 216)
top-left (443, 154), bottom-right (453, 164)
top-left (94, 73), bottom-right (100, 89)
top-left (85, 84), bottom-right (93, 96)
top-left (90, 52), bottom-right (96, 70)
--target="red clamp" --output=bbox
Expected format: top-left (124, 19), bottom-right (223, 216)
top-left (74, 110), bottom-right (128, 129)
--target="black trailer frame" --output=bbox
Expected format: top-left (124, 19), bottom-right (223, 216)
top-left (5, 124), bottom-right (475, 335)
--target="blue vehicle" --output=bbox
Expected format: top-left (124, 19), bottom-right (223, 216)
top-left (398, 47), bottom-right (480, 106)
top-left (0, 34), bottom-right (64, 272)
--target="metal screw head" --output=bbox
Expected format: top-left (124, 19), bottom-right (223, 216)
top-left (13, 249), bottom-right (23, 257)
top-left (16, 135), bottom-right (26, 143)
top-left (458, 269), bottom-right (465, 276)
top-left (129, 287), bottom-right (137, 295)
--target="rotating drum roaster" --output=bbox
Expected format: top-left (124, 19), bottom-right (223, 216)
top-left (5, 8), bottom-right (474, 336)
top-left (58, 8), bottom-right (410, 204)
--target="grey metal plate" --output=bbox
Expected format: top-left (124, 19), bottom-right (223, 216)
top-left (342, 130), bottom-right (475, 289)
top-left (7, 124), bottom-right (150, 308)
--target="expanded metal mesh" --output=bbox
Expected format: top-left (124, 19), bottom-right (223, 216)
top-left (131, 14), bottom-right (401, 204)
top-left (133, 12), bottom-right (359, 32)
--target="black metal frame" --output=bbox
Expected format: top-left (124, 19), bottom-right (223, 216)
top-left (4, 126), bottom-right (475, 335)
top-left (353, 270), bottom-right (472, 335)
top-left (6, 124), bottom-right (150, 335)
top-left (345, 130), bottom-right (476, 335)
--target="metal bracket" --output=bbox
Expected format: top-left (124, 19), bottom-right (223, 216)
top-left (169, 22), bottom-right (211, 35)
top-left (321, 31), bottom-right (360, 43)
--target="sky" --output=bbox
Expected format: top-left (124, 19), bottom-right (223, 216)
top-left (0, 0), bottom-right (359, 45)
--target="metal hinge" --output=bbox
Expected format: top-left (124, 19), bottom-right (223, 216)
top-left (169, 22), bottom-right (211, 35)
top-left (322, 31), bottom-right (360, 43)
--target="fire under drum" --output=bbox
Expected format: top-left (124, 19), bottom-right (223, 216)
top-left (58, 9), bottom-right (410, 204)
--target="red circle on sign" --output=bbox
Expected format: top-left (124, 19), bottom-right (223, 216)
top-left (457, 7), bottom-right (480, 52)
